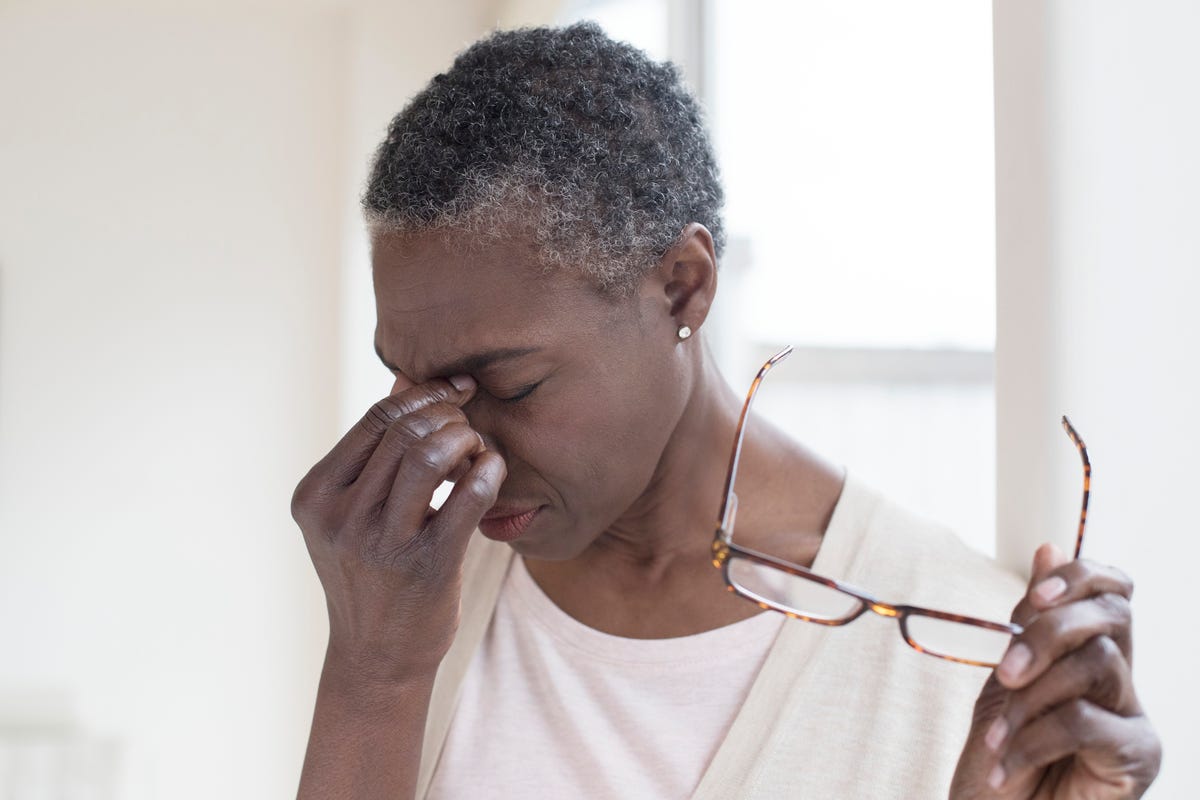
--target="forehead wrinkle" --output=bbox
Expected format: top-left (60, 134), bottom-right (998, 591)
top-left (378, 289), bottom-right (452, 318)
top-left (375, 330), bottom-right (543, 384)
top-left (432, 347), bottom-right (542, 379)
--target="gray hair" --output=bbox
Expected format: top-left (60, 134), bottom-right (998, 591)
top-left (362, 22), bottom-right (725, 296)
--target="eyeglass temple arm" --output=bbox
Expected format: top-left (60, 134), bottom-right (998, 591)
top-left (1061, 415), bottom-right (1090, 560)
top-left (718, 345), bottom-right (794, 534)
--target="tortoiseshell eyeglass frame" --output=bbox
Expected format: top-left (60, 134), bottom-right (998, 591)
top-left (711, 346), bottom-right (1093, 668)
top-left (1061, 415), bottom-right (1090, 560)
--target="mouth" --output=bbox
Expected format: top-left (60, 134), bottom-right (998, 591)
top-left (478, 504), bottom-right (544, 542)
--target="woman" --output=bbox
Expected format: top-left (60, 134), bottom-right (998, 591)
top-left (291, 23), bottom-right (1160, 799)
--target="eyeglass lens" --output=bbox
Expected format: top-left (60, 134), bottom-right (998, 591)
top-left (726, 351), bottom-right (1016, 666)
top-left (727, 555), bottom-right (1014, 665)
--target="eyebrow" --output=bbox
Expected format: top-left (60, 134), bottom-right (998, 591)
top-left (374, 340), bottom-right (543, 378)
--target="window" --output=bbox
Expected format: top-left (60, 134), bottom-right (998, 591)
top-left (710, 0), bottom-right (997, 553)
top-left (561, 0), bottom-right (997, 553)
top-left (712, 0), bottom-right (996, 350)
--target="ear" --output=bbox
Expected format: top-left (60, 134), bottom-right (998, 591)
top-left (641, 222), bottom-right (718, 340)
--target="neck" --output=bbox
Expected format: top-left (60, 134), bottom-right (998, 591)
top-left (522, 341), bottom-right (845, 638)
top-left (592, 342), bottom-right (743, 568)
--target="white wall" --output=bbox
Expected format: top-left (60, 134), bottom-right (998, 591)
top-left (0, 2), bottom-right (560, 796)
top-left (995, 1), bottom-right (1200, 794)
top-left (0, 4), bottom-right (345, 796)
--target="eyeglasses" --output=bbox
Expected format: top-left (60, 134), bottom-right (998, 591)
top-left (711, 345), bottom-right (1092, 668)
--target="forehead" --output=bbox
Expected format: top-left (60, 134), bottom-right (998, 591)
top-left (371, 230), bottom-right (611, 378)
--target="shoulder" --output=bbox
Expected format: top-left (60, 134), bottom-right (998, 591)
top-left (843, 473), bottom-right (1027, 621)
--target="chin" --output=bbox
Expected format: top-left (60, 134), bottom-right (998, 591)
top-left (500, 511), bottom-right (597, 561)
top-left (504, 533), bottom-right (581, 561)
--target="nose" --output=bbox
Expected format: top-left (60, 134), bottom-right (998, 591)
top-left (459, 397), bottom-right (507, 462)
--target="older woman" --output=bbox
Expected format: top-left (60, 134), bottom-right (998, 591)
top-left (290, 22), bottom-right (1160, 799)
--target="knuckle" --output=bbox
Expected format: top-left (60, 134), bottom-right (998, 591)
top-left (362, 383), bottom-right (455, 434)
top-left (1041, 609), bottom-right (1070, 644)
top-left (442, 421), bottom-right (482, 449)
top-left (1088, 632), bottom-right (1123, 663)
top-left (291, 477), bottom-right (335, 527)
top-left (1078, 560), bottom-right (1134, 599)
top-left (398, 382), bottom-right (452, 413)
top-left (484, 450), bottom-right (508, 477)
top-left (1060, 697), bottom-right (1096, 738)
top-left (290, 481), bottom-right (313, 522)
top-left (384, 406), bottom-right (467, 455)
top-left (1113, 566), bottom-right (1135, 598)
top-left (404, 439), bottom-right (451, 477)
top-left (381, 536), bottom-right (449, 583)
top-left (1083, 635), bottom-right (1126, 704)
top-left (1097, 592), bottom-right (1132, 629)
top-left (360, 400), bottom-right (399, 436)
top-left (1145, 723), bottom-right (1164, 774)
top-left (391, 412), bottom-right (436, 445)
top-left (463, 472), bottom-right (499, 505)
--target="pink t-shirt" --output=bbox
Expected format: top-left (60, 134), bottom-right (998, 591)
top-left (425, 554), bottom-right (786, 799)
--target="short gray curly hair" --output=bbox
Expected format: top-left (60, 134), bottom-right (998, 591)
top-left (362, 22), bottom-right (725, 296)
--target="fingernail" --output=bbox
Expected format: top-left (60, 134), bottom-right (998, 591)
top-left (1033, 575), bottom-right (1068, 604)
top-left (988, 764), bottom-right (1006, 790)
top-left (985, 717), bottom-right (1008, 751)
top-left (449, 374), bottom-right (475, 391)
top-left (998, 642), bottom-right (1031, 682)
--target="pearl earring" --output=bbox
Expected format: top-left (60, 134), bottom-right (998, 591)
top-left (677, 325), bottom-right (692, 340)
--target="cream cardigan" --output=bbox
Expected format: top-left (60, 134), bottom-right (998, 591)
top-left (415, 472), bottom-right (1026, 799)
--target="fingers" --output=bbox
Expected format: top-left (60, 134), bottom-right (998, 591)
top-left (321, 376), bottom-right (477, 488)
top-left (1028, 558), bottom-right (1134, 612)
top-left (990, 699), bottom-right (1159, 793)
top-left (969, 546), bottom-right (1159, 797)
top-left (350, 401), bottom-right (477, 505)
top-left (991, 635), bottom-right (1140, 754)
top-left (421, 451), bottom-right (507, 556)
top-left (998, 556), bottom-right (1136, 691)
top-left (370, 450), bottom-right (505, 583)
top-left (379, 422), bottom-right (488, 536)
top-left (1006, 543), bottom-right (1071, 626)
top-left (997, 592), bottom-right (1132, 690)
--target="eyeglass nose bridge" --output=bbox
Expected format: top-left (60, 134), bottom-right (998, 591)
top-left (866, 601), bottom-right (901, 618)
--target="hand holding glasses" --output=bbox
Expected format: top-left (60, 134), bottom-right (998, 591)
top-left (711, 345), bottom-right (1093, 668)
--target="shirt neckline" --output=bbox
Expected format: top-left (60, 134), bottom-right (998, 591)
top-left (692, 467), bottom-right (882, 800)
top-left (507, 553), bottom-right (787, 667)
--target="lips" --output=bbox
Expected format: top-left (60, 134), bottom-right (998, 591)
top-left (478, 504), bottom-right (543, 542)
top-left (481, 504), bottom-right (538, 520)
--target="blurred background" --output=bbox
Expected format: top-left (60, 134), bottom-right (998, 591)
top-left (1, 0), bottom-right (1195, 796)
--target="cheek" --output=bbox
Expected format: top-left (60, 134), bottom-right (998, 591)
top-left (505, 378), bottom-right (681, 512)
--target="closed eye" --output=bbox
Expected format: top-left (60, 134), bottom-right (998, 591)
top-left (498, 382), bottom-right (540, 404)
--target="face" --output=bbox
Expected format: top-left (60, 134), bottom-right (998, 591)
top-left (371, 229), bottom-right (692, 560)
